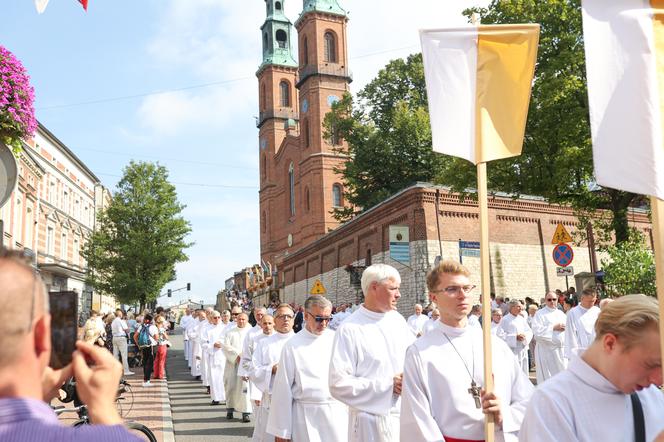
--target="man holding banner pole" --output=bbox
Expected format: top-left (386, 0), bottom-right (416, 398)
top-left (420, 19), bottom-right (540, 442)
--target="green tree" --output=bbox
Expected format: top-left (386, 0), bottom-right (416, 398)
top-left (81, 161), bottom-right (192, 310)
top-left (601, 231), bottom-right (656, 296)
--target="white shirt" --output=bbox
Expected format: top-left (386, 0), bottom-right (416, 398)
top-left (565, 304), bottom-right (600, 359)
top-left (251, 331), bottom-right (295, 395)
top-left (520, 355), bottom-right (664, 442)
top-left (267, 327), bottom-right (348, 441)
top-left (400, 322), bottom-right (535, 442)
top-left (111, 317), bottom-right (128, 336)
top-left (329, 305), bottom-right (415, 429)
top-left (238, 324), bottom-right (264, 378)
top-left (406, 313), bottom-right (429, 336)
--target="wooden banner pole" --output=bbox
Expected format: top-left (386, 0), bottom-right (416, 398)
top-left (649, 196), bottom-right (664, 374)
top-left (477, 162), bottom-right (495, 441)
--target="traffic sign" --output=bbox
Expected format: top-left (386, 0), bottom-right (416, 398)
top-left (551, 223), bottom-right (573, 244)
top-left (552, 244), bottom-right (574, 267)
top-left (310, 279), bottom-right (327, 295)
top-left (556, 266), bottom-right (574, 277)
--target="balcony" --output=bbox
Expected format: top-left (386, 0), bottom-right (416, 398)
top-left (296, 63), bottom-right (353, 88)
top-left (257, 109), bottom-right (299, 128)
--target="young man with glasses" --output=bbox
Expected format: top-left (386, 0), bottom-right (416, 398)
top-left (267, 295), bottom-right (348, 442)
top-left (530, 291), bottom-right (567, 383)
top-left (400, 260), bottom-right (534, 442)
top-left (250, 304), bottom-right (295, 440)
top-left (329, 263), bottom-right (415, 442)
top-left (0, 249), bottom-right (143, 441)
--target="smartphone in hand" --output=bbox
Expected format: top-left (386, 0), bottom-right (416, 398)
top-left (49, 291), bottom-right (79, 369)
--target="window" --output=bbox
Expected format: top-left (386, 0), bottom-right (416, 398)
top-left (263, 33), bottom-right (268, 52)
top-left (303, 119), bottom-right (310, 147)
top-left (366, 249), bottom-right (372, 266)
top-left (49, 181), bottom-right (55, 204)
top-left (303, 37), bottom-right (309, 65)
top-left (280, 81), bottom-right (290, 107)
top-left (25, 205), bottom-right (33, 249)
top-left (329, 122), bottom-right (340, 146)
top-left (262, 211), bottom-right (267, 233)
top-left (73, 237), bottom-right (80, 266)
top-left (63, 190), bottom-right (69, 213)
top-left (288, 162), bottom-right (295, 217)
top-left (46, 226), bottom-right (54, 256)
top-left (13, 193), bottom-right (22, 244)
top-left (61, 233), bottom-right (67, 261)
top-left (276, 29), bottom-right (287, 49)
top-left (305, 187), bottom-right (310, 212)
top-left (260, 83), bottom-right (266, 111)
top-left (332, 184), bottom-right (343, 207)
top-left (324, 31), bottom-right (336, 63)
top-left (275, 1), bottom-right (282, 10)
top-left (262, 155), bottom-right (267, 179)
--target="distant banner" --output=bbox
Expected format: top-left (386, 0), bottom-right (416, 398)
top-left (389, 225), bottom-right (410, 264)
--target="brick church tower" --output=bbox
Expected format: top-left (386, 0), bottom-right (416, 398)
top-left (257, 0), bottom-right (351, 265)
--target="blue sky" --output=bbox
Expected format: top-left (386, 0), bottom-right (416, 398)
top-left (1, 0), bottom-right (487, 305)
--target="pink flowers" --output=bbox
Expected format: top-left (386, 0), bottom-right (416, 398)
top-left (0, 45), bottom-right (37, 150)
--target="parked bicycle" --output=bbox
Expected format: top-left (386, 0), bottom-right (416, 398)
top-left (53, 405), bottom-right (156, 442)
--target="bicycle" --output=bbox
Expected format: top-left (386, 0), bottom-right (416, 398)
top-left (53, 405), bottom-right (156, 442)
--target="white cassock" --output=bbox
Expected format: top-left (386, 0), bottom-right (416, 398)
top-left (564, 305), bottom-right (600, 359)
top-left (222, 325), bottom-right (252, 413)
top-left (200, 321), bottom-right (214, 387)
top-left (467, 314), bottom-right (482, 329)
top-left (491, 321), bottom-right (505, 339)
top-left (497, 313), bottom-right (533, 375)
top-left (180, 314), bottom-right (193, 364)
top-left (246, 333), bottom-right (272, 403)
top-left (238, 324), bottom-right (265, 405)
top-left (250, 331), bottom-right (295, 442)
top-left (188, 319), bottom-right (204, 377)
top-left (329, 305), bottom-right (416, 442)
top-left (406, 314), bottom-right (429, 336)
top-left (531, 306), bottom-right (567, 384)
top-left (421, 318), bottom-right (439, 335)
top-left (267, 327), bottom-right (348, 442)
top-left (401, 322), bottom-right (535, 442)
top-left (207, 322), bottom-right (231, 402)
top-left (520, 355), bottom-right (664, 442)
top-left (328, 310), bottom-right (349, 331)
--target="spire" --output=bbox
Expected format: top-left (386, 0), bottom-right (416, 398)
top-left (302, 0), bottom-right (346, 17)
top-left (259, 0), bottom-right (298, 70)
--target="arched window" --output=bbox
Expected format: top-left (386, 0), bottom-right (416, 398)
top-left (276, 29), bottom-right (288, 49)
top-left (288, 162), bottom-right (295, 217)
top-left (303, 119), bottom-right (310, 147)
top-left (329, 122), bottom-right (340, 146)
top-left (324, 31), bottom-right (336, 63)
top-left (303, 37), bottom-right (309, 65)
top-left (275, 1), bottom-right (282, 10)
top-left (332, 184), bottom-right (343, 207)
top-left (263, 33), bottom-right (268, 52)
top-left (260, 83), bottom-right (266, 111)
top-left (304, 187), bottom-right (310, 212)
top-left (280, 81), bottom-right (290, 107)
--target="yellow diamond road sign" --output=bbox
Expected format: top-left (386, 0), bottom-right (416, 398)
top-left (551, 223), bottom-right (573, 244)
top-left (310, 279), bottom-right (327, 295)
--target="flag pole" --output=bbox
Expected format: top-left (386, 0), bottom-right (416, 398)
top-left (649, 196), bottom-right (664, 371)
top-left (477, 162), bottom-right (495, 441)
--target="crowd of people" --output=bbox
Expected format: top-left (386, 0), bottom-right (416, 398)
top-left (1, 245), bottom-right (662, 441)
top-left (178, 261), bottom-right (664, 441)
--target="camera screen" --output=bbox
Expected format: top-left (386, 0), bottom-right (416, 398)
top-left (49, 291), bottom-right (79, 369)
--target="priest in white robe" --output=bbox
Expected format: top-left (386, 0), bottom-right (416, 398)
top-left (421, 309), bottom-right (440, 335)
top-left (401, 260), bottom-right (534, 442)
top-left (497, 300), bottom-right (533, 375)
top-left (531, 292), bottom-right (567, 383)
top-left (179, 308), bottom-right (193, 366)
top-left (565, 288), bottom-right (600, 359)
top-left (521, 295), bottom-right (664, 441)
top-left (329, 264), bottom-right (415, 442)
top-left (239, 307), bottom-right (267, 407)
top-left (406, 304), bottom-right (429, 337)
top-left (222, 312), bottom-right (252, 422)
top-left (199, 309), bottom-right (215, 389)
top-left (267, 295), bottom-right (348, 442)
top-left (250, 304), bottom-right (295, 442)
top-left (188, 310), bottom-right (205, 378)
top-left (207, 311), bottom-right (229, 405)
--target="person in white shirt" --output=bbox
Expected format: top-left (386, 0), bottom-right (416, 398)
top-left (206, 311), bottom-right (227, 405)
top-left (329, 263), bottom-right (415, 442)
top-left (531, 292), bottom-right (567, 383)
top-left (497, 300), bottom-right (534, 375)
top-left (406, 304), bottom-right (429, 337)
top-left (223, 312), bottom-right (252, 423)
top-left (267, 295), bottom-right (348, 442)
top-left (246, 315), bottom-right (274, 408)
top-left (110, 309), bottom-right (133, 376)
top-left (490, 309), bottom-right (505, 338)
top-left (520, 295), bottom-right (664, 442)
top-left (250, 304), bottom-right (295, 442)
top-left (400, 260), bottom-right (534, 442)
top-left (239, 307), bottom-right (267, 409)
top-left (421, 309), bottom-right (440, 335)
top-left (468, 304), bottom-right (482, 328)
top-left (328, 304), bottom-right (349, 331)
top-left (565, 288), bottom-right (600, 359)
top-left (179, 308), bottom-right (193, 366)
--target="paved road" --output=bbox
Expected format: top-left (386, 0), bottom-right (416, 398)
top-left (167, 331), bottom-right (254, 442)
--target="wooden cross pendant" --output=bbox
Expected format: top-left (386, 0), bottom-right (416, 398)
top-left (468, 381), bottom-right (482, 409)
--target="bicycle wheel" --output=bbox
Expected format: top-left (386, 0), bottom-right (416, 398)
top-left (126, 422), bottom-right (157, 442)
top-left (72, 419), bottom-right (88, 427)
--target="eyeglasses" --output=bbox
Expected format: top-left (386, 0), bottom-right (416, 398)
top-left (231, 312), bottom-right (239, 316)
top-left (213, 316), bottom-right (221, 319)
top-left (275, 314), bottom-right (294, 321)
top-left (430, 285), bottom-right (476, 295)
top-left (306, 312), bottom-right (331, 323)
top-left (546, 298), bottom-right (556, 301)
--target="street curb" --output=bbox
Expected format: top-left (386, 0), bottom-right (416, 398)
top-left (161, 375), bottom-right (176, 442)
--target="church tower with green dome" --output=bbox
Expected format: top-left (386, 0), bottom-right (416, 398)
top-left (259, 0), bottom-right (298, 69)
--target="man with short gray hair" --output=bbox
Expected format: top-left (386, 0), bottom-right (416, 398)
top-left (329, 264), bottom-right (415, 442)
top-left (406, 303), bottom-right (428, 337)
top-left (267, 295), bottom-right (348, 441)
top-left (497, 299), bottom-right (533, 375)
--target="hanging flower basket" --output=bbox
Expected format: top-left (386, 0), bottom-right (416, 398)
top-left (0, 45), bottom-right (37, 152)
